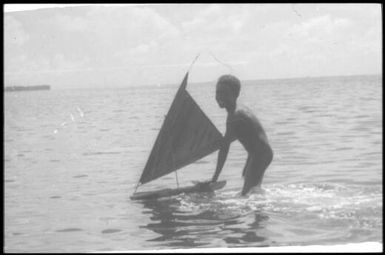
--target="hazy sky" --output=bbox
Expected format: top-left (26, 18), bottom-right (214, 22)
top-left (4, 4), bottom-right (382, 89)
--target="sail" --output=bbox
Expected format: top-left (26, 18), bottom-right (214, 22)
top-left (139, 72), bottom-right (223, 185)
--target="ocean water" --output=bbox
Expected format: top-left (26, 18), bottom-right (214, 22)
top-left (4, 75), bottom-right (382, 252)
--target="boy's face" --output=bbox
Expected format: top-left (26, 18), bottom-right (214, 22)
top-left (216, 84), bottom-right (235, 108)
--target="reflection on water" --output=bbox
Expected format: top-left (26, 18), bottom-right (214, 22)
top-left (138, 191), bottom-right (270, 248)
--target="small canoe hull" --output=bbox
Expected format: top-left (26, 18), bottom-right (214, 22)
top-left (130, 180), bottom-right (226, 200)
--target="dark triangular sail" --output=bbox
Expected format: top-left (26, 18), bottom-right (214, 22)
top-left (139, 72), bottom-right (223, 185)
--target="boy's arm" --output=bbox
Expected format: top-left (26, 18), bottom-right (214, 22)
top-left (211, 119), bottom-right (237, 182)
top-left (211, 140), bottom-right (230, 182)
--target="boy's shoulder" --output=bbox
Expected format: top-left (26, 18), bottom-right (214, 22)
top-left (235, 105), bottom-right (256, 119)
top-left (228, 105), bottom-right (256, 123)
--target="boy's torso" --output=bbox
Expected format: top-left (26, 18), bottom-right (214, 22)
top-left (227, 105), bottom-right (270, 153)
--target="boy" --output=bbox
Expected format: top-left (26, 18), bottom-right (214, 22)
top-left (207, 75), bottom-right (273, 196)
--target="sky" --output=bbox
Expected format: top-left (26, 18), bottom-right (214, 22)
top-left (4, 4), bottom-right (382, 89)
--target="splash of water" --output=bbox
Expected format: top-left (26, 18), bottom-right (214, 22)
top-left (172, 182), bottom-right (381, 227)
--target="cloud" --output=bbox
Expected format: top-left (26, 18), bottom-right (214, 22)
top-left (181, 4), bottom-right (249, 41)
top-left (3, 4), bottom-right (382, 88)
top-left (287, 15), bottom-right (353, 43)
top-left (5, 54), bottom-right (89, 75)
top-left (4, 16), bottom-right (29, 47)
top-left (268, 15), bottom-right (355, 61)
top-left (85, 6), bottom-right (179, 41)
top-left (54, 14), bottom-right (88, 31)
top-left (4, 4), bottom-right (91, 12)
top-left (4, 6), bottom-right (180, 73)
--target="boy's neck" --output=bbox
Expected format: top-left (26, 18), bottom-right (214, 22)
top-left (225, 102), bottom-right (236, 114)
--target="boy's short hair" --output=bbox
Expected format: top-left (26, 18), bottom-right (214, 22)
top-left (217, 74), bottom-right (241, 98)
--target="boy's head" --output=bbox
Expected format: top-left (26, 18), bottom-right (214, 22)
top-left (215, 74), bottom-right (241, 109)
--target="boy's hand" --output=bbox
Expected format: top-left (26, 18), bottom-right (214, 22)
top-left (193, 180), bottom-right (213, 191)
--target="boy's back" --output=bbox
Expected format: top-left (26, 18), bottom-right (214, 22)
top-left (228, 106), bottom-right (270, 153)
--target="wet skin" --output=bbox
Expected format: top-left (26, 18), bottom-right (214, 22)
top-left (211, 84), bottom-right (273, 196)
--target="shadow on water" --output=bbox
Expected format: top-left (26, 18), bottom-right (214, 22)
top-left (136, 192), bottom-right (270, 248)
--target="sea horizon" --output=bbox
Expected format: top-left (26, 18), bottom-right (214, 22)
top-left (8, 73), bottom-right (380, 91)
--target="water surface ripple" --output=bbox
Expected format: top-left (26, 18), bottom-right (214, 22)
top-left (4, 75), bottom-right (382, 252)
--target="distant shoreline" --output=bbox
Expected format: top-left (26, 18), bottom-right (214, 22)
top-left (4, 85), bottom-right (50, 92)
